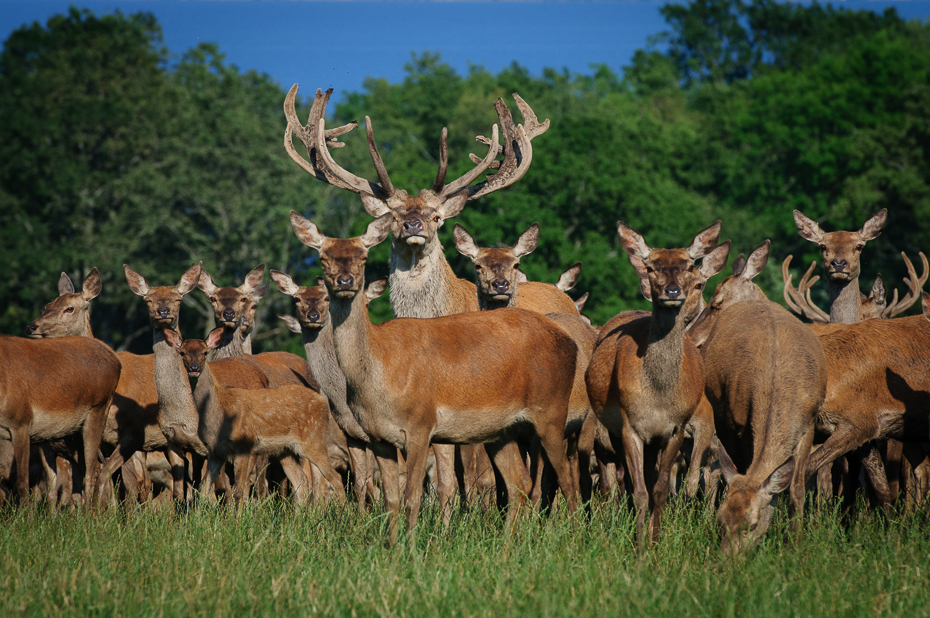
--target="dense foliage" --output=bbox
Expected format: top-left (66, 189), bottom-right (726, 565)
top-left (2, 2), bottom-right (929, 351)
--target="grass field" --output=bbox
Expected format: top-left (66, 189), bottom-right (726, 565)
top-left (2, 495), bottom-right (929, 617)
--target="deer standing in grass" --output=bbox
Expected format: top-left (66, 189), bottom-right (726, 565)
top-left (1, 309), bottom-right (121, 502)
top-left (290, 212), bottom-right (578, 540)
top-left (273, 271), bottom-right (382, 510)
top-left (784, 209), bottom-right (930, 506)
top-left (26, 268), bottom-right (187, 503)
top-left (689, 242), bottom-right (827, 552)
top-left (585, 221), bottom-right (720, 546)
top-left (284, 84), bottom-right (550, 517)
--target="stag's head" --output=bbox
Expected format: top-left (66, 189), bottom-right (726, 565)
top-left (124, 263), bottom-right (202, 330)
top-left (289, 211), bottom-right (392, 300)
top-left (618, 221), bottom-right (722, 312)
top-left (793, 209), bottom-right (886, 283)
top-left (453, 222), bottom-right (541, 304)
top-left (26, 269), bottom-right (102, 338)
top-left (715, 437), bottom-right (794, 555)
top-left (198, 264), bottom-right (268, 335)
top-left (284, 86), bottom-right (549, 259)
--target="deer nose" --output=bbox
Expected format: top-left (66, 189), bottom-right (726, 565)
top-left (157, 308), bottom-right (170, 318)
top-left (189, 363), bottom-right (201, 372)
top-left (831, 259), bottom-right (848, 270)
top-left (336, 276), bottom-right (354, 289)
top-left (491, 279), bottom-right (510, 294)
top-left (307, 311), bottom-right (320, 322)
top-left (403, 219), bottom-right (423, 233)
top-left (25, 324), bottom-right (38, 335)
top-left (222, 309), bottom-right (236, 322)
top-left (664, 285), bottom-right (682, 299)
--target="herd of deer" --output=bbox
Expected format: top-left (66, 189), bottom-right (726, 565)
top-left (2, 85), bottom-right (929, 553)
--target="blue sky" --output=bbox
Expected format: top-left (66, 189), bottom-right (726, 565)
top-left (3, 1), bottom-right (930, 100)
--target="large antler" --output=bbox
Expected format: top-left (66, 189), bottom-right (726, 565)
top-left (882, 251), bottom-right (929, 317)
top-left (782, 255), bottom-right (830, 324)
top-left (441, 94), bottom-right (549, 200)
top-left (284, 85), bottom-right (393, 199)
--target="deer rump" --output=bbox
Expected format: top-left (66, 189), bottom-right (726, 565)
top-left (351, 308), bottom-right (578, 447)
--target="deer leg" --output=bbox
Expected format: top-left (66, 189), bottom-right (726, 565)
top-left (97, 438), bottom-right (138, 506)
top-left (279, 455), bottom-right (311, 508)
top-left (233, 455), bottom-right (253, 506)
top-left (346, 437), bottom-right (373, 512)
top-left (401, 433), bottom-right (431, 537)
top-left (649, 426), bottom-right (686, 544)
top-left (685, 419), bottom-right (713, 500)
top-left (80, 405), bottom-right (108, 506)
top-left (576, 413), bottom-right (596, 506)
top-left (200, 457), bottom-right (224, 503)
top-left (619, 425), bottom-right (648, 549)
top-left (805, 423), bottom-right (875, 485)
top-left (432, 443), bottom-right (457, 527)
top-left (298, 437), bottom-right (346, 505)
top-left (483, 439), bottom-right (529, 530)
top-left (11, 424), bottom-right (31, 500)
top-left (471, 443), bottom-right (497, 511)
top-left (372, 442), bottom-right (400, 545)
top-left (860, 442), bottom-right (892, 509)
top-left (167, 448), bottom-right (186, 501)
top-left (790, 427), bottom-right (815, 533)
top-left (884, 439), bottom-right (904, 503)
top-left (536, 422), bottom-right (579, 515)
top-left (37, 445), bottom-right (59, 507)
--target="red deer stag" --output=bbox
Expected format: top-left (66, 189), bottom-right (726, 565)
top-left (290, 211), bottom-right (579, 540)
top-left (689, 242), bottom-right (827, 552)
top-left (585, 221), bottom-right (720, 547)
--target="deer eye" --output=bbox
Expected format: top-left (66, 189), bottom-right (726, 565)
top-left (819, 244), bottom-right (827, 251)
top-left (433, 216), bottom-right (441, 222)
top-left (694, 283), bottom-right (705, 291)
top-left (64, 307), bottom-right (74, 313)
top-left (210, 297), bottom-right (216, 303)
top-left (856, 244), bottom-right (864, 251)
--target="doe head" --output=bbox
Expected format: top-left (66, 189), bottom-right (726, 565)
top-left (793, 209), bottom-right (886, 283)
top-left (290, 211), bottom-right (391, 299)
top-left (26, 268), bottom-right (102, 338)
top-left (124, 262), bottom-right (202, 330)
top-left (163, 326), bottom-right (224, 378)
top-left (453, 222), bottom-right (540, 303)
top-left (198, 264), bottom-right (268, 334)
top-left (272, 270), bottom-right (330, 330)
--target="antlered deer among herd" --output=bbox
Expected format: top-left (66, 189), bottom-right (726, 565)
top-left (2, 85), bottom-right (929, 553)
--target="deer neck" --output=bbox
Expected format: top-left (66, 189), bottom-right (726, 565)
top-left (827, 277), bottom-right (862, 324)
top-left (152, 330), bottom-right (207, 456)
top-left (210, 325), bottom-right (250, 359)
top-left (73, 314), bottom-right (94, 338)
top-left (643, 304), bottom-right (687, 394)
top-left (300, 321), bottom-right (369, 443)
top-left (329, 286), bottom-right (377, 400)
top-left (389, 236), bottom-right (461, 318)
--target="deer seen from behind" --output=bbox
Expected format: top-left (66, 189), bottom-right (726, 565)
top-left (585, 220), bottom-right (721, 547)
top-left (289, 211), bottom-right (579, 541)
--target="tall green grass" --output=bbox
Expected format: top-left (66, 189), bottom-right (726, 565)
top-left (1, 495), bottom-right (928, 617)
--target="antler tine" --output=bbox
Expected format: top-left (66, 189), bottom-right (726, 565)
top-left (432, 128), bottom-right (449, 193)
top-left (365, 117), bottom-right (395, 197)
top-left (439, 124), bottom-right (499, 198)
top-left (782, 255), bottom-right (829, 324)
top-left (882, 288), bottom-right (900, 319)
top-left (466, 94), bottom-right (549, 201)
top-left (284, 84), bottom-right (380, 194)
top-left (886, 251), bottom-right (929, 317)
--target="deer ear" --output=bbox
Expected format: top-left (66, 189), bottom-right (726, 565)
top-left (761, 457), bottom-right (795, 498)
top-left (687, 221), bottom-right (722, 260)
top-left (360, 193), bottom-right (390, 217)
top-left (360, 213), bottom-right (392, 248)
top-left (251, 283), bottom-right (269, 301)
top-left (365, 277), bottom-right (388, 302)
top-left (713, 436), bottom-right (739, 485)
top-left (315, 277), bottom-right (326, 289)
top-left (290, 211), bottom-right (326, 249)
top-left (242, 264), bottom-right (265, 292)
top-left (58, 272), bottom-right (75, 295)
top-left (556, 262), bottom-right (582, 292)
top-left (574, 291), bottom-right (589, 313)
top-left (793, 210), bottom-right (825, 244)
top-left (198, 270), bottom-right (218, 295)
top-left (512, 223), bottom-right (540, 259)
top-left (452, 224), bottom-right (479, 260)
top-left (438, 193), bottom-right (468, 220)
top-left (732, 254), bottom-right (747, 277)
top-left (162, 328), bottom-right (183, 349)
top-left (124, 265), bottom-right (150, 297)
top-left (640, 277), bottom-right (652, 301)
top-left (178, 262), bottom-right (203, 296)
top-left (700, 241), bottom-right (731, 279)
top-left (82, 268), bottom-right (102, 301)
top-left (270, 270), bottom-right (299, 296)
top-left (741, 240), bottom-right (770, 281)
top-left (514, 268), bottom-right (528, 283)
top-left (278, 314), bottom-right (302, 334)
top-left (205, 326), bottom-right (225, 350)
top-left (617, 222), bottom-right (651, 260)
top-left (859, 208), bottom-right (887, 241)
top-left (870, 274), bottom-right (886, 306)
top-left (628, 254), bottom-right (649, 280)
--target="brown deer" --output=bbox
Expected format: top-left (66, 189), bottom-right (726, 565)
top-left (689, 241), bottom-right (827, 552)
top-left (585, 221), bottom-right (720, 546)
top-left (290, 211), bottom-right (579, 540)
top-left (26, 268), bottom-right (188, 503)
top-left (0, 330), bottom-right (120, 501)
top-left (284, 85), bottom-right (549, 514)
top-left (273, 270), bottom-right (383, 509)
top-left (162, 327), bottom-right (345, 506)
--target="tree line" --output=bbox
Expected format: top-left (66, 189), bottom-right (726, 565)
top-left (1, 1), bottom-right (928, 354)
